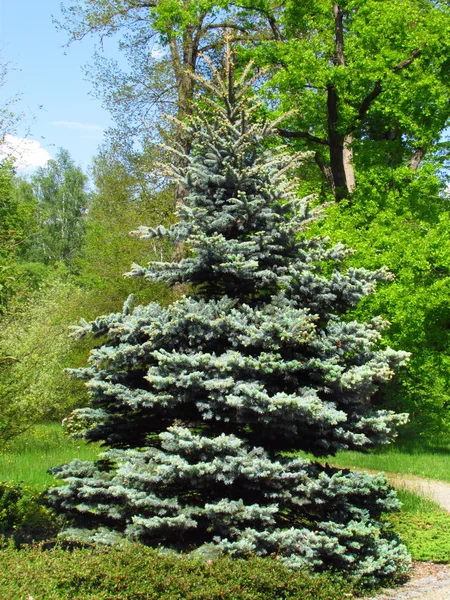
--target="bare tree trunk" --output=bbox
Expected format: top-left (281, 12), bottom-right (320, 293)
top-left (408, 147), bottom-right (425, 171)
top-left (343, 134), bottom-right (356, 193)
top-left (333, 3), bottom-right (345, 66)
top-left (314, 153), bottom-right (335, 194)
top-left (167, 34), bottom-right (190, 207)
top-left (167, 17), bottom-right (200, 207)
top-left (327, 4), bottom-right (355, 200)
top-left (327, 84), bottom-right (348, 200)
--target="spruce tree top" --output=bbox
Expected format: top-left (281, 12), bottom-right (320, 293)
top-left (129, 57), bottom-right (387, 311)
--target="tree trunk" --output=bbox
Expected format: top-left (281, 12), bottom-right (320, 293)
top-left (327, 84), bottom-right (349, 200)
top-left (343, 134), bottom-right (356, 193)
top-left (167, 19), bottom-right (200, 207)
top-left (408, 147), bottom-right (425, 171)
top-left (326, 4), bottom-right (356, 200)
top-left (314, 153), bottom-right (335, 194)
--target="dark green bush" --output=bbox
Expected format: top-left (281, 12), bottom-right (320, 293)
top-left (0, 544), bottom-right (360, 599)
top-left (0, 481), bottom-right (56, 542)
top-left (0, 481), bottom-right (23, 531)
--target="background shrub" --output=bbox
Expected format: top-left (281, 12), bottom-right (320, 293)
top-left (0, 279), bottom-right (92, 442)
top-left (0, 481), bottom-right (56, 543)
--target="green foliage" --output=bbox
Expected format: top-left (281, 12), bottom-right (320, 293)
top-left (275, 0), bottom-right (450, 135)
top-left (390, 491), bottom-right (450, 563)
top-left (76, 148), bottom-right (174, 313)
top-left (0, 544), bottom-right (360, 599)
top-left (0, 150), bottom-right (89, 313)
top-left (0, 279), bottom-right (92, 441)
top-left (0, 482), bottom-right (32, 531)
top-left (312, 169), bottom-right (450, 439)
top-left (0, 162), bottom-right (41, 310)
top-left (0, 481), bottom-right (55, 540)
top-left (9, 176), bottom-right (40, 260)
top-left (244, 0), bottom-right (450, 197)
top-left (28, 148), bottom-right (90, 265)
top-left (0, 161), bottom-right (18, 308)
top-left (0, 162), bottom-right (22, 254)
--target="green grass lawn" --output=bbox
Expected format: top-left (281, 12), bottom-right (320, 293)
top-left (0, 422), bottom-right (100, 490)
top-left (331, 444), bottom-right (450, 482)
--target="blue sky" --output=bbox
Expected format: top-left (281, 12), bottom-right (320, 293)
top-left (0, 0), bottom-right (115, 174)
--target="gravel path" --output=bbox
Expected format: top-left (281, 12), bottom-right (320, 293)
top-left (386, 473), bottom-right (450, 513)
top-left (366, 473), bottom-right (450, 599)
top-left (370, 562), bottom-right (450, 600)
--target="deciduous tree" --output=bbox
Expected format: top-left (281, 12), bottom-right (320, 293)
top-left (77, 146), bottom-right (174, 313)
top-left (234, 0), bottom-right (450, 199)
top-left (29, 148), bottom-right (89, 264)
top-left (57, 0), bottom-right (450, 199)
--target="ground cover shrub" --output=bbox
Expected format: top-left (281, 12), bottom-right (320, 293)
top-left (0, 543), bottom-right (363, 599)
top-left (389, 490), bottom-right (450, 563)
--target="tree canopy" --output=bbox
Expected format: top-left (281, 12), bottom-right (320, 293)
top-left (27, 149), bottom-right (89, 264)
top-left (57, 0), bottom-right (450, 199)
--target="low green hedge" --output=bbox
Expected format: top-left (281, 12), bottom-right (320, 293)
top-left (0, 544), bottom-right (359, 600)
top-left (390, 511), bottom-right (450, 563)
top-left (385, 490), bottom-right (450, 564)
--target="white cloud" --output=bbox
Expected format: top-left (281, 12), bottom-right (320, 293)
top-left (0, 134), bottom-right (51, 173)
top-left (151, 46), bottom-right (166, 59)
top-left (51, 121), bottom-right (104, 132)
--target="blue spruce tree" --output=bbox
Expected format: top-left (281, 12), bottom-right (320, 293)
top-left (49, 53), bottom-right (410, 583)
